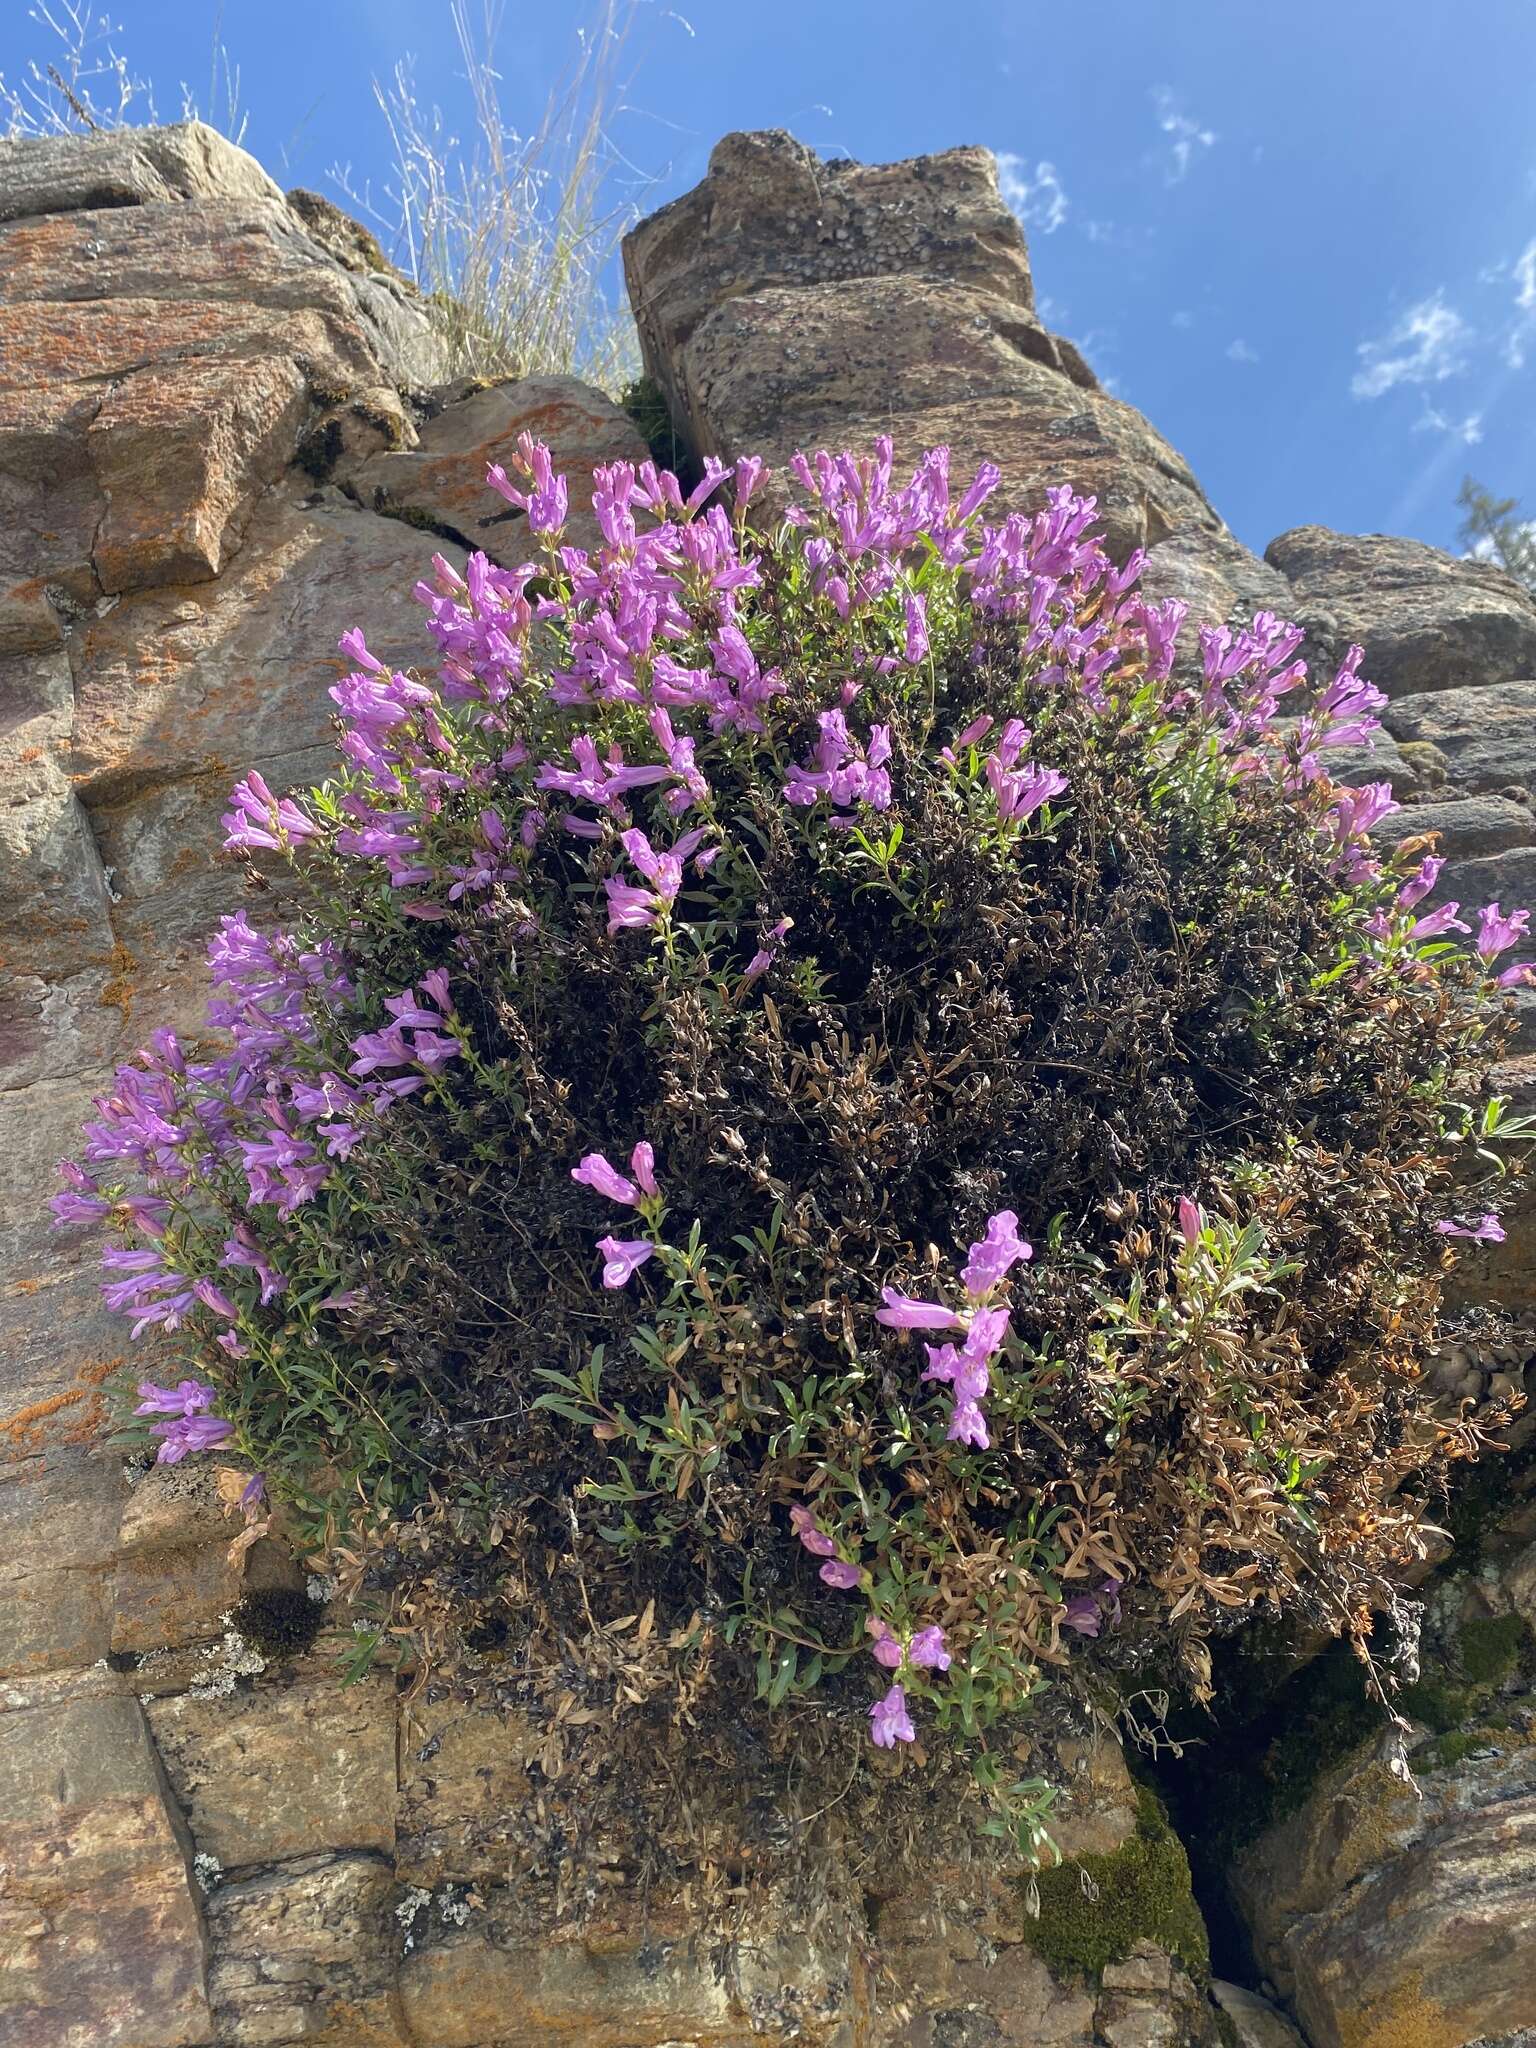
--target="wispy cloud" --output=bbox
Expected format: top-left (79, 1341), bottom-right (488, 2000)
top-left (995, 153), bottom-right (1067, 235)
top-left (1170, 308), bottom-right (1195, 330)
top-left (1413, 401), bottom-right (1484, 444)
top-left (1350, 291), bottom-right (1472, 399)
top-left (1506, 238), bottom-right (1536, 367)
top-left (1226, 338), bottom-right (1259, 364)
top-left (1152, 87), bottom-right (1216, 184)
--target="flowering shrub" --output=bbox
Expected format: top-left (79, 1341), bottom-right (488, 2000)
top-left (58, 438), bottom-right (1532, 1855)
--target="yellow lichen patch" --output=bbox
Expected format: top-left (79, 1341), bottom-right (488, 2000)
top-left (1336, 1971), bottom-right (1458, 2048)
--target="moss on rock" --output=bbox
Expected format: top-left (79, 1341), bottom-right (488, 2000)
top-left (1019, 1785), bottom-right (1209, 1985)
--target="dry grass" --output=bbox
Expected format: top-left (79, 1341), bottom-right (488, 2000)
top-left (3, 0), bottom-right (651, 395)
top-left (331, 0), bottom-right (648, 391)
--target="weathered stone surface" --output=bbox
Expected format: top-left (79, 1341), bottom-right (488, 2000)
top-left (0, 118), bottom-right (281, 221)
top-left (1372, 794), bottom-right (1536, 861)
top-left (396, 1697), bottom-right (539, 1885)
top-left (204, 1853), bottom-right (409, 2047)
top-left (670, 278), bottom-right (1211, 560)
top-left (1139, 525), bottom-right (1294, 641)
top-left (625, 129), bottom-right (1040, 428)
top-left (1210, 1982), bottom-right (1308, 2048)
top-left (148, 1674), bottom-right (396, 1867)
top-left (0, 1693), bottom-right (211, 2047)
top-left (91, 354), bottom-right (309, 591)
top-left (1382, 681), bottom-right (1536, 799)
top-left (339, 373), bottom-right (650, 559)
top-left (1266, 524), bottom-right (1536, 700)
top-left (399, 1876), bottom-right (862, 2048)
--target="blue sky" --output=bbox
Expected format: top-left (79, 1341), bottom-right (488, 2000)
top-left (6, 0), bottom-right (1536, 559)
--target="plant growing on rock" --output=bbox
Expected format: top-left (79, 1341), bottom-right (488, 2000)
top-left (56, 435), bottom-right (1534, 1857)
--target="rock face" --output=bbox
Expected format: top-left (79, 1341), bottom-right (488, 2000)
top-left (1266, 525), bottom-right (1536, 700)
top-left (6, 113), bottom-right (1536, 2048)
top-left (623, 126), bottom-right (1262, 603)
top-left (1226, 1472), bottom-right (1536, 2048)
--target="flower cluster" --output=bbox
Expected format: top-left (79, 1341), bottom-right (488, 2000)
top-left (51, 431), bottom-right (1530, 1855)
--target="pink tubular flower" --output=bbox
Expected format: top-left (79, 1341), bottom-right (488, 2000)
top-left (869, 1683), bottom-right (917, 1748)
top-left (596, 1235), bottom-right (654, 1288)
top-left (903, 590), bottom-right (930, 664)
top-left (221, 769), bottom-right (322, 854)
top-left (630, 1141), bottom-right (659, 1199)
top-left (789, 1504), bottom-right (838, 1559)
top-left (1398, 855), bottom-right (1444, 912)
top-left (866, 1617), bottom-right (904, 1668)
top-left (572, 1152), bottom-right (640, 1205)
top-left (876, 1288), bottom-right (962, 1332)
top-left (908, 1625), bottom-right (951, 1670)
top-left (605, 829), bottom-right (684, 936)
top-left (150, 1413), bottom-right (235, 1464)
top-left (947, 1400), bottom-right (989, 1448)
top-left (819, 1559), bottom-right (862, 1590)
top-left (1476, 902), bottom-right (1530, 964)
top-left (135, 1378), bottom-right (217, 1417)
top-left (961, 1210), bottom-right (1032, 1298)
top-left (1177, 1196), bottom-right (1202, 1248)
top-left (1411, 901), bottom-right (1470, 941)
top-left (1436, 1214), bottom-right (1505, 1244)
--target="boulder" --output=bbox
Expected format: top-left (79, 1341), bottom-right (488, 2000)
top-left (624, 129), bottom-right (1042, 420)
top-left (0, 1693), bottom-right (211, 2047)
top-left (1265, 525), bottom-right (1536, 699)
top-left (1382, 680), bottom-right (1536, 800)
top-left (1228, 1521), bottom-right (1536, 2048)
top-left (0, 118), bottom-right (281, 219)
top-left (204, 1853), bottom-right (410, 2047)
top-left (621, 132), bottom-right (1234, 574)
top-left (338, 373), bottom-right (651, 559)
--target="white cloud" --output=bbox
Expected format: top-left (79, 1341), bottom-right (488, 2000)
top-left (1152, 87), bottom-right (1216, 183)
top-left (995, 153), bottom-right (1067, 235)
top-left (1170, 309), bottom-right (1195, 329)
top-left (1350, 291), bottom-right (1472, 399)
top-left (1226, 338), bottom-right (1259, 364)
top-left (1412, 402), bottom-right (1484, 443)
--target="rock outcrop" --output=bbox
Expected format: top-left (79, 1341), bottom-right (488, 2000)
top-left (5, 116), bottom-right (1536, 2048)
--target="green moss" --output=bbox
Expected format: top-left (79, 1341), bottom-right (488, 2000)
top-left (1018, 1786), bottom-right (1209, 1985)
top-left (1459, 1612), bottom-right (1527, 1686)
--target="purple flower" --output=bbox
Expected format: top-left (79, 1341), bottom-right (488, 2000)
top-left (150, 1413), bottom-right (235, 1464)
top-left (783, 710), bottom-right (893, 818)
top-left (605, 830), bottom-right (684, 936)
top-left (961, 1210), bottom-right (1032, 1299)
top-left (947, 1399), bottom-right (990, 1448)
top-left (1476, 902), bottom-right (1530, 964)
top-left (869, 1684), bottom-right (917, 1748)
top-left (1177, 1196), bottom-right (1202, 1248)
top-left (1060, 1592), bottom-right (1103, 1637)
top-left (573, 1152), bottom-right (639, 1205)
top-left (597, 1235), bottom-right (655, 1288)
top-left (221, 769), bottom-right (322, 854)
top-left (819, 1559), bottom-right (862, 1590)
top-left (903, 591), bottom-right (930, 664)
top-left (743, 917), bottom-right (793, 985)
top-left (240, 1472), bottom-right (266, 1510)
top-left (1436, 1214), bottom-right (1505, 1244)
top-left (1398, 855), bottom-right (1444, 912)
top-left (790, 1504), bottom-right (838, 1559)
top-left (876, 1288), bottom-right (962, 1332)
top-left (866, 1617), bottom-right (904, 1669)
top-left (1411, 901), bottom-right (1470, 941)
top-left (630, 1141), bottom-right (660, 1199)
top-left (908, 1625), bottom-right (951, 1670)
top-left (135, 1378), bottom-right (217, 1417)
